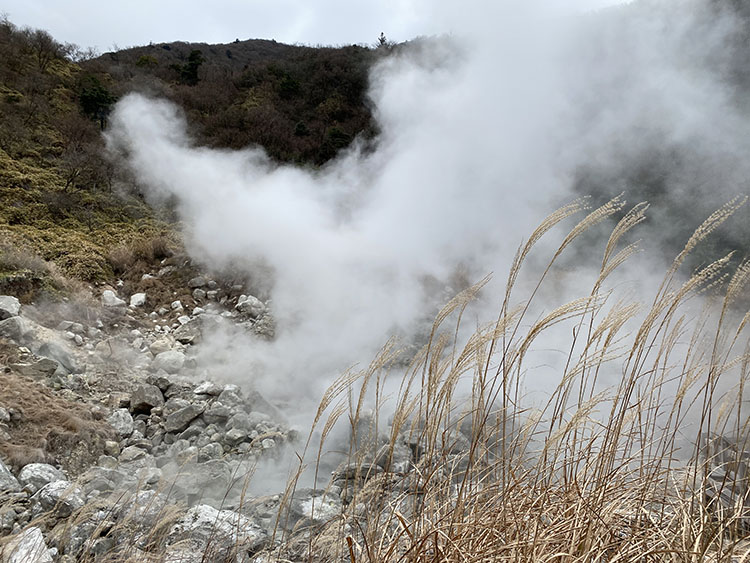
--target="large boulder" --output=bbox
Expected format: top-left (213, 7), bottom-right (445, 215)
top-left (0, 295), bottom-right (21, 320)
top-left (0, 316), bottom-right (35, 345)
top-left (18, 463), bottom-right (65, 494)
top-left (9, 358), bottom-right (59, 379)
top-left (36, 341), bottom-right (78, 374)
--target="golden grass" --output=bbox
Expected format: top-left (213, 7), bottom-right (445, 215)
top-left (274, 197), bottom-right (750, 562)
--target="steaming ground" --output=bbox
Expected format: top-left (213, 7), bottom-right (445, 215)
top-left (106, 0), bottom-right (750, 420)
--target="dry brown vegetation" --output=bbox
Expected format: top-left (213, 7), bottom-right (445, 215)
top-left (0, 365), bottom-right (115, 475)
top-left (270, 197), bottom-right (750, 562)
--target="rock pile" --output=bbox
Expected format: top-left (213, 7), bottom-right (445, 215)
top-left (0, 280), bottom-right (450, 562)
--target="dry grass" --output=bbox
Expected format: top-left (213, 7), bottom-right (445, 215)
top-left (0, 371), bottom-right (116, 475)
top-left (274, 197), bottom-right (750, 562)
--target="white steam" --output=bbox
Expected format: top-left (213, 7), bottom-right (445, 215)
top-left (106, 0), bottom-right (750, 408)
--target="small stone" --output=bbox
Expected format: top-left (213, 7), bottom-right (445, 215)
top-left (198, 443), bottom-right (223, 462)
top-left (73, 335), bottom-right (84, 346)
top-left (192, 288), bottom-right (206, 300)
top-left (97, 455), bottom-right (118, 469)
top-left (177, 315), bottom-right (191, 325)
top-left (119, 446), bottom-right (146, 463)
top-left (130, 293), bottom-right (147, 307)
top-left (261, 439), bottom-right (275, 449)
top-left (103, 441), bottom-right (120, 457)
top-left (171, 300), bottom-right (183, 311)
top-left (194, 381), bottom-right (222, 396)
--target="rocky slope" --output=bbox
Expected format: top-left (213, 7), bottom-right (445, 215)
top-left (0, 264), bottom-right (424, 562)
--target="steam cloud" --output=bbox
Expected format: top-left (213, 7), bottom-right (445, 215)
top-left (106, 0), bottom-right (750, 410)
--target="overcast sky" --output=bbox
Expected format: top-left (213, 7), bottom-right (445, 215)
top-left (3, 0), bottom-right (626, 51)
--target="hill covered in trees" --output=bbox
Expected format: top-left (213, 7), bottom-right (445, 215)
top-left (0, 16), bottom-right (388, 296)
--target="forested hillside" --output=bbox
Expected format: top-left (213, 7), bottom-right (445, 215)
top-left (0, 16), bottom-right (383, 297)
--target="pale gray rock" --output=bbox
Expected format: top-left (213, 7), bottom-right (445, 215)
top-left (149, 337), bottom-right (173, 356)
top-left (166, 504), bottom-right (267, 556)
top-left (18, 463), bottom-right (65, 494)
top-left (188, 276), bottom-right (207, 288)
top-left (198, 443), bottom-right (224, 462)
top-left (101, 290), bottom-right (125, 307)
top-left (288, 489), bottom-right (343, 527)
top-left (0, 295), bottom-right (21, 319)
top-left (34, 480), bottom-right (85, 517)
top-left (170, 300), bottom-right (183, 311)
top-left (129, 293), bottom-right (147, 307)
top-left (130, 384), bottom-right (164, 412)
top-left (0, 459), bottom-right (20, 492)
top-left (0, 316), bottom-right (34, 344)
top-left (151, 350), bottom-right (185, 374)
top-left (202, 404), bottom-right (232, 425)
top-left (193, 381), bottom-right (222, 396)
top-left (164, 404), bottom-right (205, 433)
top-left (107, 408), bottom-right (134, 438)
top-left (36, 341), bottom-right (78, 374)
top-left (173, 321), bottom-right (200, 344)
top-left (235, 295), bottom-right (266, 318)
top-left (9, 357), bottom-right (58, 379)
top-left (1, 526), bottom-right (52, 563)
top-left (224, 428), bottom-right (248, 446)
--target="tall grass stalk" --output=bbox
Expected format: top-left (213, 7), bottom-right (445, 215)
top-left (278, 198), bottom-right (750, 562)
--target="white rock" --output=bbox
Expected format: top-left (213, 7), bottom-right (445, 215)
top-left (18, 464), bottom-right (65, 494)
top-left (1, 526), bottom-right (52, 563)
top-left (35, 480), bottom-right (85, 517)
top-left (166, 504), bottom-right (267, 554)
top-left (0, 459), bottom-right (21, 492)
top-left (101, 290), bottom-right (125, 308)
top-left (151, 350), bottom-right (185, 374)
top-left (107, 408), bottom-right (134, 437)
top-left (130, 293), bottom-right (147, 307)
top-left (0, 295), bottom-right (21, 319)
top-left (235, 295), bottom-right (266, 318)
top-left (170, 300), bottom-right (183, 311)
top-left (149, 337), bottom-right (173, 356)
